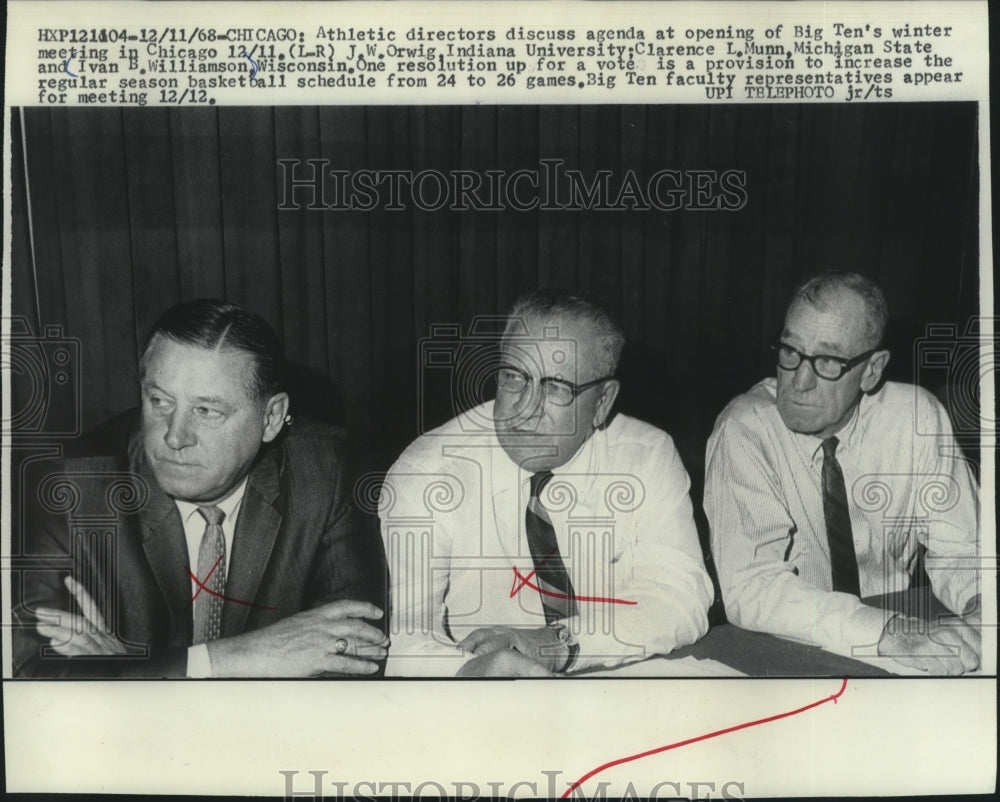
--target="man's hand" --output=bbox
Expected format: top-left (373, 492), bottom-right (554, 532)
top-left (458, 626), bottom-right (568, 673)
top-left (456, 648), bottom-right (554, 678)
top-left (207, 600), bottom-right (388, 677)
top-left (877, 613), bottom-right (980, 675)
top-left (35, 576), bottom-right (129, 656)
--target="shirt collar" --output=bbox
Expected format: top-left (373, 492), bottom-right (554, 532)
top-left (174, 477), bottom-right (249, 527)
top-left (513, 428), bottom-right (598, 488)
top-left (803, 396), bottom-right (865, 464)
top-left (488, 419), bottom-right (599, 494)
top-left (556, 430), bottom-right (596, 475)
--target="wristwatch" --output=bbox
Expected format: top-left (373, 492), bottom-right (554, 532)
top-left (548, 621), bottom-right (579, 673)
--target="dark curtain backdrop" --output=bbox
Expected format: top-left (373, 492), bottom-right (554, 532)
top-left (9, 103), bottom-right (980, 525)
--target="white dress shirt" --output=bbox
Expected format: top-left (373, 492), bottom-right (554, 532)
top-left (380, 401), bottom-right (714, 676)
top-left (706, 379), bottom-right (979, 657)
top-left (174, 478), bottom-right (248, 677)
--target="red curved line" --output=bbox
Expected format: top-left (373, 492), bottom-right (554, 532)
top-left (509, 565), bottom-right (538, 597)
top-left (189, 563), bottom-right (276, 611)
top-left (189, 557), bottom-right (222, 602)
top-left (561, 678), bottom-right (849, 798)
top-left (209, 590), bottom-right (277, 610)
top-left (509, 546), bottom-right (560, 597)
top-left (510, 567), bottom-right (637, 606)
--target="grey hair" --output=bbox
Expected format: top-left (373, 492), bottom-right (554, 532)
top-left (502, 289), bottom-right (625, 376)
top-left (790, 271), bottom-right (888, 349)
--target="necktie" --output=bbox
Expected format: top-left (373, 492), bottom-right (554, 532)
top-left (193, 506), bottom-right (226, 644)
top-left (821, 437), bottom-right (861, 596)
top-left (526, 471), bottom-right (578, 623)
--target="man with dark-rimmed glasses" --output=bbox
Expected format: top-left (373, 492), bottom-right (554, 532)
top-left (706, 271), bottom-right (981, 674)
top-left (380, 290), bottom-right (713, 676)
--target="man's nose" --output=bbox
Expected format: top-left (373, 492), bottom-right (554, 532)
top-left (163, 409), bottom-right (197, 450)
top-left (791, 358), bottom-right (818, 391)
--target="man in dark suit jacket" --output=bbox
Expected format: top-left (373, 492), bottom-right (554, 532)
top-left (12, 299), bottom-right (387, 678)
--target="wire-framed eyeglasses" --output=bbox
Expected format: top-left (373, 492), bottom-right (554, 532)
top-left (495, 365), bottom-right (614, 406)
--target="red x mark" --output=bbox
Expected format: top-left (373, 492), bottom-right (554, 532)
top-left (509, 549), bottom-right (637, 606)
top-left (189, 556), bottom-right (276, 610)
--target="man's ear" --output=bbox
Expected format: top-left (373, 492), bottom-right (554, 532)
top-left (860, 349), bottom-right (890, 392)
top-left (261, 392), bottom-right (290, 442)
top-left (592, 380), bottom-right (621, 429)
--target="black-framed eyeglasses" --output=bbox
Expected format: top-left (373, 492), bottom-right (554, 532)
top-left (770, 341), bottom-right (877, 381)
top-left (495, 365), bottom-right (614, 407)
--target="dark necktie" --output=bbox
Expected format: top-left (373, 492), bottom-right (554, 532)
top-left (193, 506), bottom-right (226, 644)
top-left (526, 471), bottom-right (578, 623)
top-left (821, 437), bottom-right (861, 596)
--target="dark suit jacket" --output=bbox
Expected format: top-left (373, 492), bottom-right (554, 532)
top-left (11, 416), bottom-right (387, 678)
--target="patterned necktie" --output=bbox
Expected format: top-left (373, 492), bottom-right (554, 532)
top-left (821, 437), bottom-right (861, 596)
top-left (193, 506), bottom-right (226, 644)
top-left (526, 471), bottom-right (578, 623)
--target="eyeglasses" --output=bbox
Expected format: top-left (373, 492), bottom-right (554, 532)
top-left (495, 365), bottom-right (614, 407)
top-left (771, 341), bottom-right (877, 381)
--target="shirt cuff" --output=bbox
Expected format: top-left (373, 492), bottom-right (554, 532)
top-left (568, 617), bottom-right (651, 672)
top-left (837, 602), bottom-right (892, 658)
top-left (940, 573), bottom-right (980, 617)
top-left (187, 644), bottom-right (213, 678)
